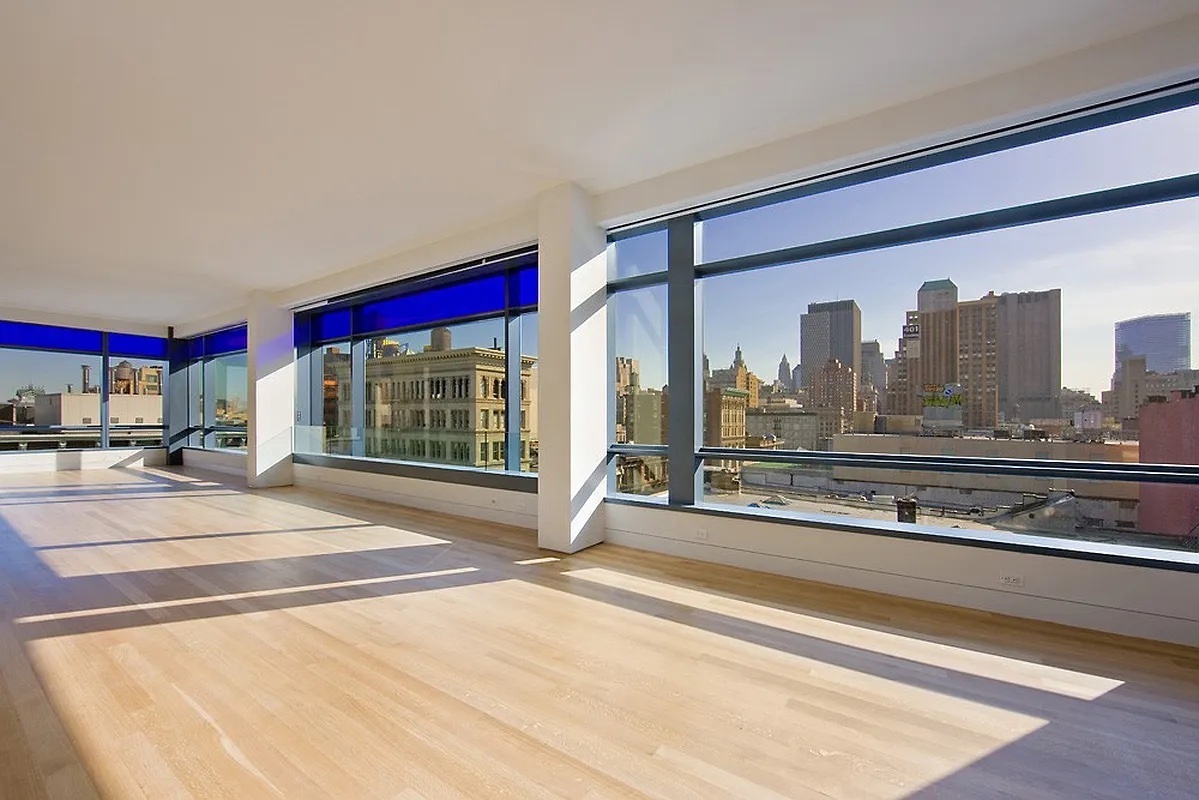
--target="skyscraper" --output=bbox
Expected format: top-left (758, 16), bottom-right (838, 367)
top-left (997, 289), bottom-right (1061, 421)
top-left (886, 280), bottom-right (1060, 425)
top-left (808, 359), bottom-right (856, 435)
top-left (1115, 313), bottom-right (1191, 378)
top-left (911, 280), bottom-right (959, 410)
top-left (917, 279), bottom-right (958, 313)
top-left (777, 354), bottom-right (793, 391)
top-left (859, 340), bottom-right (885, 390)
top-left (799, 300), bottom-right (861, 388)
top-left (958, 293), bottom-right (1000, 428)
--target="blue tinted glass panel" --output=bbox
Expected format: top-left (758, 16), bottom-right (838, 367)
top-left (509, 265), bottom-right (538, 308)
top-left (0, 320), bottom-right (102, 353)
top-left (187, 336), bottom-right (206, 360)
top-left (313, 308), bottom-right (352, 343)
top-left (355, 274), bottom-right (505, 336)
top-left (205, 325), bottom-right (247, 356)
top-left (108, 332), bottom-right (168, 359)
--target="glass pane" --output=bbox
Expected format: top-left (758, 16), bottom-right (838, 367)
top-left (187, 359), bottom-right (204, 435)
top-left (702, 102), bottom-right (1199, 263)
top-left (0, 320), bottom-right (102, 354)
top-left (108, 332), bottom-right (168, 359)
top-left (108, 357), bottom-right (166, 448)
top-left (355, 274), bottom-right (506, 338)
top-left (0, 348), bottom-right (103, 450)
top-left (313, 308), bottom-right (352, 343)
top-left (214, 430), bottom-right (248, 449)
top-left (611, 286), bottom-right (668, 446)
top-left (609, 229), bottom-right (668, 280)
top-left (515, 313), bottom-right (538, 472)
top-left (701, 196), bottom-right (1199, 441)
top-left (363, 318), bottom-right (507, 469)
top-left (309, 342), bottom-right (353, 455)
top-left (703, 456), bottom-right (1196, 552)
top-left (614, 453), bottom-right (669, 497)
top-left (207, 352), bottom-right (248, 447)
top-left (509, 264), bottom-right (538, 309)
top-left (205, 326), bottom-right (248, 357)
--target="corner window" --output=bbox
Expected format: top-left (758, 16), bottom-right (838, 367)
top-left (609, 93), bottom-right (1199, 558)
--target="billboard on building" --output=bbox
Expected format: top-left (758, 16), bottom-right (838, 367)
top-left (922, 383), bottom-right (963, 432)
top-left (903, 323), bottom-right (920, 359)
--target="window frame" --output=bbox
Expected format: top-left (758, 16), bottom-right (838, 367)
top-left (293, 247), bottom-right (539, 482)
top-left (0, 324), bottom-right (170, 452)
top-left (605, 81), bottom-right (1199, 569)
top-left (179, 325), bottom-right (249, 451)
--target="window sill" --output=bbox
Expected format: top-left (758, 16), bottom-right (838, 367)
top-left (293, 452), bottom-right (537, 493)
top-left (604, 495), bottom-right (1199, 574)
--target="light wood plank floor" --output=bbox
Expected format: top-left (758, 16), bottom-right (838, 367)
top-left (0, 467), bottom-right (1196, 799)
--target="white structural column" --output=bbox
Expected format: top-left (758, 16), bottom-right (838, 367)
top-left (246, 291), bottom-right (295, 488)
top-left (537, 183), bottom-right (608, 553)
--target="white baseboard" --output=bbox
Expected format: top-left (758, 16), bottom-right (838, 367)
top-left (0, 448), bottom-right (167, 474)
top-left (293, 464), bottom-right (537, 530)
top-left (181, 448), bottom-right (247, 478)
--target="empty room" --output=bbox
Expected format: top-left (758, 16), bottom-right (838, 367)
top-left (2, 2), bottom-right (1198, 798)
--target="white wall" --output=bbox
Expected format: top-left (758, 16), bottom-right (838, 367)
top-left (293, 464), bottom-right (537, 530)
top-left (0, 447), bottom-right (167, 474)
top-left (181, 448), bottom-right (248, 478)
top-left (606, 503), bottom-right (1199, 647)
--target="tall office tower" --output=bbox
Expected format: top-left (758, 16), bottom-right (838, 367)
top-left (859, 340), bottom-right (886, 390)
top-left (917, 278), bottom-right (958, 313)
top-left (778, 354), bottom-right (793, 391)
top-left (997, 289), bottom-right (1062, 421)
top-left (885, 281), bottom-right (960, 417)
top-left (886, 327), bottom-right (917, 415)
top-left (913, 280), bottom-right (959, 400)
top-left (809, 358), bottom-right (857, 433)
top-left (958, 293), bottom-right (1000, 428)
top-left (799, 300), bottom-right (861, 388)
top-left (1114, 313), bottom-right (1191, 378)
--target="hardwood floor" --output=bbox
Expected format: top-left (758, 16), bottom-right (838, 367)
top-left (0, 467), bottom-right (1196, 799)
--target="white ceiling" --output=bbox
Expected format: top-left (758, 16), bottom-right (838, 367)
top-left (2, 1), bottom-right (1197, 327)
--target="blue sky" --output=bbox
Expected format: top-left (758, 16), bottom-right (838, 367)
top-left (615, 102), bottom-right (1199, 395)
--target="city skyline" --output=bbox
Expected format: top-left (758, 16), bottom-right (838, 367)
top-left (616, 101), bottom-right (1199, 395)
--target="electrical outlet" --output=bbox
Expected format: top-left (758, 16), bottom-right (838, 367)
top-left (999, 574), bottom-right (1025, 589)
top-left (695, 527), bottom-right (709, 541)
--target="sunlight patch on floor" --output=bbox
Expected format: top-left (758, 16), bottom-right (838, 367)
top-left (562, 567), bottom-right (1124, 700)
top-left (15, 566), bottom-right (480, 626)
top-left (34, 526), bottom-right (453, 577)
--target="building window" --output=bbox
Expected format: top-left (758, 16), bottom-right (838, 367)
top-left (183, 326), bottom-right (248, 451)
top-left (1, 325), bottom-right (168, 452)
top-left (295, 249), bottom-right (537, 474)
top-left (608, 94), bottom-right (1199, 557)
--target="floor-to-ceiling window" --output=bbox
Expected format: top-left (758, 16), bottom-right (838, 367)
top-left (295, 249), bottom-right (538, 477)
top-left (0, 323), bottom-right (168, 450)
top-left (609, 88), bottom-right (1199, 558)
top-left (183, 325), bottom-right (248, 450)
